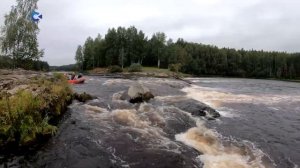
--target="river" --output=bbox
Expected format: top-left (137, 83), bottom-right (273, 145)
top-left (184, 78), bottom-right (300, 168)
top-left (1, 77), bottom-right (299, 168)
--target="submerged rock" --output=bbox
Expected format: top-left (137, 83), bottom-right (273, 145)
top-left (73, 92), bottom-right (95, 103)
top-left (191, 106), bottom-right (221, 120)
top-left (126, 83), bottom-right (154, 103)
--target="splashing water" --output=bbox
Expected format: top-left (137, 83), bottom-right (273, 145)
top-left (176, 123), bottom-right (270, 168)
top-left (5, 77), bottom-right (297, 168)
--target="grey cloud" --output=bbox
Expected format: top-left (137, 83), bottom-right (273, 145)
top-left (0, 0), bottom-right (300, 65)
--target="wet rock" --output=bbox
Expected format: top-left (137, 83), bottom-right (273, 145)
top-left (193, 106), bottom-right (221, 119)
top-left (7, 84), bottom-right (29, 95)
top-left (126, 84), bottom-right (154, 103)
top-left (164, 98), bottom-right (221, 119)
top-left (74, 92), bottom-right (95, 102)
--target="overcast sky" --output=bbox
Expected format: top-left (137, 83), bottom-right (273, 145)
top-left (0, 0), bottom-right (299, 66)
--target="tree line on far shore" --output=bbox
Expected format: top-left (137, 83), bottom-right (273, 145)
top-left (75, 26), bottom-right (300, 79)
top-left (0, 55), bottom-right (50, 71)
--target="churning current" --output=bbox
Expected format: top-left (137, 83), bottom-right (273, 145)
top-left (13, 77), bottom-right (299, 168)
top-left (183, 78), bottom-right (300, 168)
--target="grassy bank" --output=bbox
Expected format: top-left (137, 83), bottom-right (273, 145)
top-left (0, 73), bottom-right (73, 149)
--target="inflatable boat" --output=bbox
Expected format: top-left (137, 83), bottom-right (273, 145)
top-left (68, 78), bottom-right (85, 84)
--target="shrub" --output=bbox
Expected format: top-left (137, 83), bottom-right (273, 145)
top-left (128, 63), bottom-right (142, 72)
top-left (169, 63), bottom-right (182, 73)
top-left (109, 65), bottom-right (123, 73)
top-left (0, 75), bottom-right (72, 147)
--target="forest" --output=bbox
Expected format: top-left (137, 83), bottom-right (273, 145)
top-left (76, 26), bottom-right (300, 79)
top-left (0, 56), bottom-right (49, 71)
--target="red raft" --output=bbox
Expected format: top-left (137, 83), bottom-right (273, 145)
top-left (68, 78), bottom-right (85, 84)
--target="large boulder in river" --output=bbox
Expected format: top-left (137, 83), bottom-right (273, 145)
top-left (162, 97), bottom-right (221, 120)
top-left (125, 84), bottom-right (154, 103)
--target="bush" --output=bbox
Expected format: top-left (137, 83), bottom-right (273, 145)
top-left (169, 63), bottom-right (182, 73)
top-left (0, 75), bottom-right (72, 147)
top-left (128, 63), bottom-right (142, 72)
top-left (109, 65), bottom-right (123, 73)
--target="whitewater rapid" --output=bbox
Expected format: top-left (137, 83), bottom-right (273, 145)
top-left (5, 77), bottom-right (299, 168)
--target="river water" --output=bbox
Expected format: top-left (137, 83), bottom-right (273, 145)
top-left (1, 77), bottom-right (299, 168)
top-left (183, 78), bottom-right (300, 168)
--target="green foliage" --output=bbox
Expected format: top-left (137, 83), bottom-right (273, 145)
top-left (83, 37), bottom-right (95, 70)
top-left (0, 75), bottom-right (72, 147)
top-left (0, 56), bottom-right (13, 69)
top-left (109, 65), bottom-right (123, 73)
top-left (169, 63), bottom-right (181, 73)
top-left (53, 72), bottom-right (66, 81)
top-left (0, 56), bottom-right (49, 71)
top-left (75, 26), bottom-right (300, 79)
top-left (75, 45), bottom-right (84, 71)
top-left (1, 0), bottom-right (43, 69)
top-left (128, 63), bottom-right (143, 72)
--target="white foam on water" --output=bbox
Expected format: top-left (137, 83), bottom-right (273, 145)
top-left (181, 84), bottom-right (300, 119)
top-left (155, 95), bottom-right (188, 102)
top-left (112, 91), bottom-right (125, 101)
top-left (182, 85), bottom-right (300, 108)
top-left (102, 79), bottom-right (132, 86)
top-left (81, 97), bottom-right (273, 168)
top-left (84, 104), bottom-right (109, 113)
top-left (175, 122), bottom-right (272, 168)
top-left (217, 107), bottom-right (240, 118)
top-left (267, 107), bottom-right (280, 111)
top-left (111, 109), bottom-right (148, 128)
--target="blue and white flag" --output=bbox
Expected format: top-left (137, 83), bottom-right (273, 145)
top-left (31, 11), bottom-right (43, 23)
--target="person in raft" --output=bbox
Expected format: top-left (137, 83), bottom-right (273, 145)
top-left (70, 73), bottom-right (76, 80)
top-left (63, 72), bottom-right (76, 80)
top-left (77, 73), bottom-right (83, 79)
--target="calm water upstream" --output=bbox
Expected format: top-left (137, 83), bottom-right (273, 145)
top-left (1, 77), bottom-right (299, 168)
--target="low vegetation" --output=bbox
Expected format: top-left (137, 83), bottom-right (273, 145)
top-left (109, 65), bottom-right (123, 73)
top-left (0, 73), bottom-right (72, 149)
top-left (128, 63), bottom-right (143, 72)
top-left (169, 63), bottom-right (182, 73)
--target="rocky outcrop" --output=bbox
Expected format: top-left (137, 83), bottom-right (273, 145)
top-left (122, 84), bottom-right (154, 103)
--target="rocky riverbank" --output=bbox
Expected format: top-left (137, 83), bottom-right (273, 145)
top-left (0, 69), bottom-right (73, 153)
